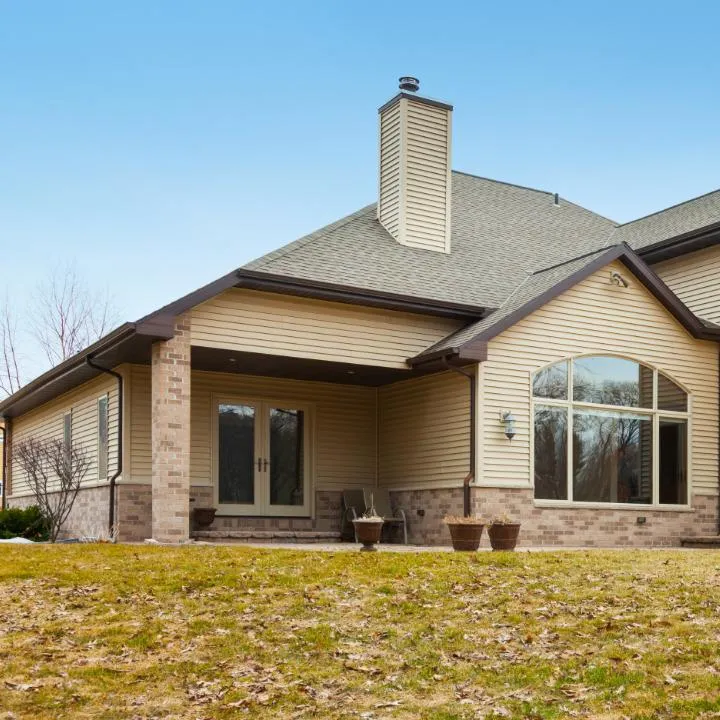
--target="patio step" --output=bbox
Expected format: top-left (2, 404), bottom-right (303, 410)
top-left (680, 536), bottom-right (720, 549)
top-left (191, 529), bottom-right (342, 544)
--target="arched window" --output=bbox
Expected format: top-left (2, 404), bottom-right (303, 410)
top-left (532, 356), bottom-right (689, 506)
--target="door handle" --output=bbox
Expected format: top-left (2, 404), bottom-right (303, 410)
top-left (263, 459), bottom-right (268, 472)
top-left (257, 457), bottom-right (262, 472)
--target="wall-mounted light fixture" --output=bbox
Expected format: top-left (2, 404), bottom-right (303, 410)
top-left (609, 270), bottom-right (629, 288)
top-left (499, 411), bottom-right (516, 440)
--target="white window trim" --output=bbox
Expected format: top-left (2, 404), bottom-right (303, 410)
top-left (210, 393), bottom-right (316, 518)
top-left (530, 355), bottom-right (692, 509)
top-left (97, 394), bottom-right (109, 482)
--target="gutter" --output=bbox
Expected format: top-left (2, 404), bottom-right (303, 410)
top-left (0, 323), bottom-right (137, 418)
top-left (85, 357), bottom-right (123, 538)
top-left (0, 420), bottom-right (7, 511)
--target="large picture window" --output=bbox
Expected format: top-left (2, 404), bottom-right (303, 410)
top-left (533, 356), bottom-right (689, 506)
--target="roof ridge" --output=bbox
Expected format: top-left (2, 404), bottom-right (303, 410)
top-left (245, 203), bottom-right (377, 270)
top-left (452, 170), bottom-right (618, 226)
top-left (531, 244), bottom-right (619, 275)
top-left (452, 170), bottom-right (553, 196)
top-left (618, 187), bottom-right (720, 228)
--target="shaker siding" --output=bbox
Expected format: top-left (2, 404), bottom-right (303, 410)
top-left (378, 370), bottom-right (471, 489)
top-left (9, 373), bottom-right (121, 496)
top-left (653, 244), bottom-right (720, 324)
top-left (190, 288), bottom-right (463, 369)
top-left (480, 259), bottom-right (719, 495)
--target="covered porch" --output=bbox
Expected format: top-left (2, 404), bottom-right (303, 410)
top-left (139, 312), bottom-right (475, 546)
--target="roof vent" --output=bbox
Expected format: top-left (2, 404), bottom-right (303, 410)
top-left (553, 193), bottom-right (560, 206)
top-left (398, 76), bottom-right (419, 92)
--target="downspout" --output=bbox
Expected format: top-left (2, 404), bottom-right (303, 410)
top-left (1, 419), bottom-right (7, 511)
top-left (443, 361), bottom-right (476, 518)
top-left (85, 357), bottom-right (123, 537)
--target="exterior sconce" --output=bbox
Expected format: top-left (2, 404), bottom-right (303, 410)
top-left (499, 411), bottom-right (516, 440)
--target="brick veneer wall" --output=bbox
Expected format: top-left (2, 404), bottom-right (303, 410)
top-left (151, 314), bottom-right (191, 542)
top-left (9, 486), bottom-right (110, 540)
top-left (389, 486), bottom-right (718, 547)
top-left (116, 484), bottom-right (152, 541)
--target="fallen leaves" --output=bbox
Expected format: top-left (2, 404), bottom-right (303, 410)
top-left (0, 545), bottom-right (719, 719)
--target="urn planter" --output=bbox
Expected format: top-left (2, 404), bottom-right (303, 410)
top-left (352, 518), bottom-right (384, 551)
top-left (191, 507), bottom-right (217, 530)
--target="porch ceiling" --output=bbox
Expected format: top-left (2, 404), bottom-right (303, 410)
top-left (190, 346), bottom-right (426, 386)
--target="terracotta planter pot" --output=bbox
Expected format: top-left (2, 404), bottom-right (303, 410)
top-left (487, 523), bottom-right (521, 551)
top-left (192, 507), bottom-right (217, 530)
top-left (446, 522), bottom-right (484, 551)
top-left (353, 519), bottom-right (384, 551)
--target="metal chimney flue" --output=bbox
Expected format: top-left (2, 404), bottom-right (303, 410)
top-left (398, 76), bottom-right (419, 92)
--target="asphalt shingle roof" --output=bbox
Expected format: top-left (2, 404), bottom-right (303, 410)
top-left (612, 190), bottom-right (720, 251)
top-left (245, 172), bottom-right (617, 310)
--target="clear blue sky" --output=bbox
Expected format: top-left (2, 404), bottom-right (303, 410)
top-left (2, 0), bottom-right (720, 373)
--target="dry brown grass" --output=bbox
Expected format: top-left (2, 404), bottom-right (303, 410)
top-left (1, 545), bottom-right (720, 719)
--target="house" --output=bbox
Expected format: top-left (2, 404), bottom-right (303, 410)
top-left (1, 78), bottom-right (719, 546)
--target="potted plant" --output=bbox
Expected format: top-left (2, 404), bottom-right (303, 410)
top-left (444, 515), bottom-right (485, 551)
top-left (487, 513), bottom-right (521, 551)
top-left (191, 506), bottom-right (217, 530)
top-left (352, 494), bottom-right (384, 551)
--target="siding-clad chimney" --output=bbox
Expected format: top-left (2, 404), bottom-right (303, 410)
top-left (378, 78), bottom-right (453, 253)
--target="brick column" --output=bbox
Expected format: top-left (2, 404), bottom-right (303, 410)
top-left (151, 314), bottom-right (191, 542)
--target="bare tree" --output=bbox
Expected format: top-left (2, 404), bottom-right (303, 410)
top-left (0, 299), bottom-right (22, 396)
top-left (15, 437), bottom-right (90, 542)
top-left (30, 263), bottom-right (118, 366)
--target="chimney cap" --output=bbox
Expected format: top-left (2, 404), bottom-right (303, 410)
top-left (398, 76), bottom-right (420, 92)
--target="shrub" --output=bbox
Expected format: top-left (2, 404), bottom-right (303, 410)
top-left (0, 505), bottom-right (50, 541)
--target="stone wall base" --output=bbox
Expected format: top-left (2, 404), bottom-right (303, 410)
top-left (8, 486), bottom-right (111, 540)
top-left (11, 484), bottom-right (714, 547)
top-left (389, 486), bottom-right (719, 547)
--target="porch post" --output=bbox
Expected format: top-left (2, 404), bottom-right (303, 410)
top-left (151, 313), bottom-right (191, 542)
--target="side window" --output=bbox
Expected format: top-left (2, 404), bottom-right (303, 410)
top-left (63, 412), bottom-right (72, 460)
top-left (97, 396), bottom-right (109, 480)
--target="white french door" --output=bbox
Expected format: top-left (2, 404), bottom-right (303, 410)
top-left (214, 398), bottom-right (311, 516)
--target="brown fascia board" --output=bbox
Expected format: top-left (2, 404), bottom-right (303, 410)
top-left (235, 269), bottom-right (487, 320)
top-left (377, 92), bottom-right (454, 114)
top-left (636, 220), bottom-right (720, 264)
top-left (0, 322), bottom-right (139, 417)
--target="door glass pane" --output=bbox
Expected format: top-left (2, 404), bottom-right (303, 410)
top-left (533, 361), bottom-right (568, 400)
top-left (218, 404), bottom-right (255, 504)
top-left (659, 418), bottom-right (688, 504)
top-left (534, 405), bottom-right (568, 499)
top-left (269, 408), bottom-right (305, 506)
top-left (573, 357), bottom-right (653, 408)
top-left (657, 373), bottom-right (688, 412)
top-left (573, 409), bottom-right (653, 503)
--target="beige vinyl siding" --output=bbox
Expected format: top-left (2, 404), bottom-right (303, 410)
top-left (9, 373), bottom-right (121, 496)
top-left (378, 100), bottom-right (402, 237)
top-left (653, 244), bottom-right (720, 324)
top-left (128, 364), bottom-right (152, 485)
top-left (126, 366), bottom-right (377, 491)
top-left (190, 288), bottom-right (463, 369)
top-left (378, 370), bottom-right (471, 489)
top-left (403, 100), bottom-right (451, 253)
top-left (480, 259), bottom-right (719, 495)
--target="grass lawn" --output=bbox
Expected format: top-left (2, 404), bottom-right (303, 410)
top-left (1, 546), bottom-right (720, 719)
